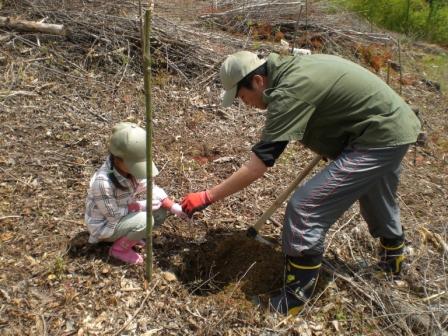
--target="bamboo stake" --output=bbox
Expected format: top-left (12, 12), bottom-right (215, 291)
top-left (398, 39), bottom-right (403, 95)
top-left (248, 154), bottom-right (321, 236)
top-left (305, 0), bottom-right (308, 45)
top-left (291, 5), bottom-right (303, 54)
top-left (143, 5), bottom-right (154, 281)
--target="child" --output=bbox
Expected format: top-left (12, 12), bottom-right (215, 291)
top-left (85, 122), bottom-right (187, 265)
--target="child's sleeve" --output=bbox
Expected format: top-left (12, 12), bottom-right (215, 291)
top-left (153, 184), bottom-right (168, 201)
top-left (153, 184), bottom-right (175, 209)
top-left (134, 179), bottom-right (147, 197)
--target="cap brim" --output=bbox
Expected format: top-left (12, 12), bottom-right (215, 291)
top-left (152, 161), bottom-right (159, 177)
top-left (222, 86), bottom-right (237, 108)
top-left (127, 160), bottom-right (147, 179)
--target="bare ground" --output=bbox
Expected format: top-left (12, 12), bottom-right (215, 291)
top-left (0, 1), bottom-right (447, 335)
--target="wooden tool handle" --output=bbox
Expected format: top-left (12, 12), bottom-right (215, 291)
top-left (252, 154), bottom-right (322, 233)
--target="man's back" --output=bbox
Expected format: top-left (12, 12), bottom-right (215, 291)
top-left (262, 53), bottom-right (421, 158)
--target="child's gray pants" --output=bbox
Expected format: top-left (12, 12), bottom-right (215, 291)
top-left (283, 145), bottom-right (409, 257)
top-left (104, 209), bottom-right (167, 242)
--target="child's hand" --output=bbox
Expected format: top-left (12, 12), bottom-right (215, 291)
top-left (128, 201), bottom-right (143, 212)
top-left (128, 200), bottom-right (161, 212)
top-left (170, 203), bottom-right (189, 220)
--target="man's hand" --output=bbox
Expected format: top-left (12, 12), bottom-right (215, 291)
top-left (181, 190), bottom-right (213, 217)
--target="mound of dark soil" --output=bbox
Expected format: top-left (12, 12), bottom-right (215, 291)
top-left (178, 231), bottom-right (284, 297)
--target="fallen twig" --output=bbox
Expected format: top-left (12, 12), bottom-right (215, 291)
top-left (200, 1), bottom-right (304, 18)
top-left (422, 290), bottom-right (447, 302)
top-left (40, 314), bottom-right (47, 336)
top-left (112, 280), bottom-right (159, 336)
top-left (325, 211), bottom-right (358, 251)
top-left (0, 215), bottom-right (21, 221)
top-left (419, 227), bottom-right (448, 254)
top-left (0, 90), bottom-right (39, 98)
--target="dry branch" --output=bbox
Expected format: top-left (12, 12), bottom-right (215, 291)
top-left (0, 33), bottom-right (12, 42)
top-left (0, 16), bottom-right (65, 35)
top-left (322, 260), bottom-right (446, 335)
top-left (0, 90), bottom-right (39, 98)
top-left (112, 281), bottom-right (159, 336)
top-left (200, 1), bottom-right (304, 18)
top-left (42, 9), bottom-right (220, 80)
top-left (419, 227), bottom-right (448, 254)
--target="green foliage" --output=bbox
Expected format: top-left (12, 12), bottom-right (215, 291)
top-left (333, 0), bottom-right (448, 44)
top-left (335, 310), bottom-right (347, 321)
top-left (420, 52), bottom-right (448, 91)
top-left (52, 256), bottom-right (66, 279)
top-left (153, 70), bottom-right (170, 87)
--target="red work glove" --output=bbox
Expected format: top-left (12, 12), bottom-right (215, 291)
top-left (181, 190), bottom-right (213, 217)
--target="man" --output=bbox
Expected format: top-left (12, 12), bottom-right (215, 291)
top-left (181, 51), bottom-right (421, 315)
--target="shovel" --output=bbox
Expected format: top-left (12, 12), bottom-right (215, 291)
top-left (247, 154), bottom-right (322, 246)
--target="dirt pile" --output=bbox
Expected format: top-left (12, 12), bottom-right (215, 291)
top-left (179, 231), bottom-right (284, 297)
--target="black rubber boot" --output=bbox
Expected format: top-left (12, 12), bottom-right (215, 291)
top-left (378, 237), bottom-right (405, 275)
top-left (269, 255), bottom-right (321, 316)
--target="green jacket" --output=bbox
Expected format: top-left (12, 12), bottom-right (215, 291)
top-left (262, 53), bottom-right (421, 158)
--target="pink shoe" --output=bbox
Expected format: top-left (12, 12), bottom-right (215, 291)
top-left (109, 237), bottom-right (143, 265)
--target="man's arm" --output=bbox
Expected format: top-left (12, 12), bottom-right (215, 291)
top-left (182, 141), bottom-right (289, 216)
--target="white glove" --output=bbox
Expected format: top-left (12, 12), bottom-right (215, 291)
top-left (151, 199), bottom-right (161, 211)
top-left (170, 203), bottom-right (188, 220)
